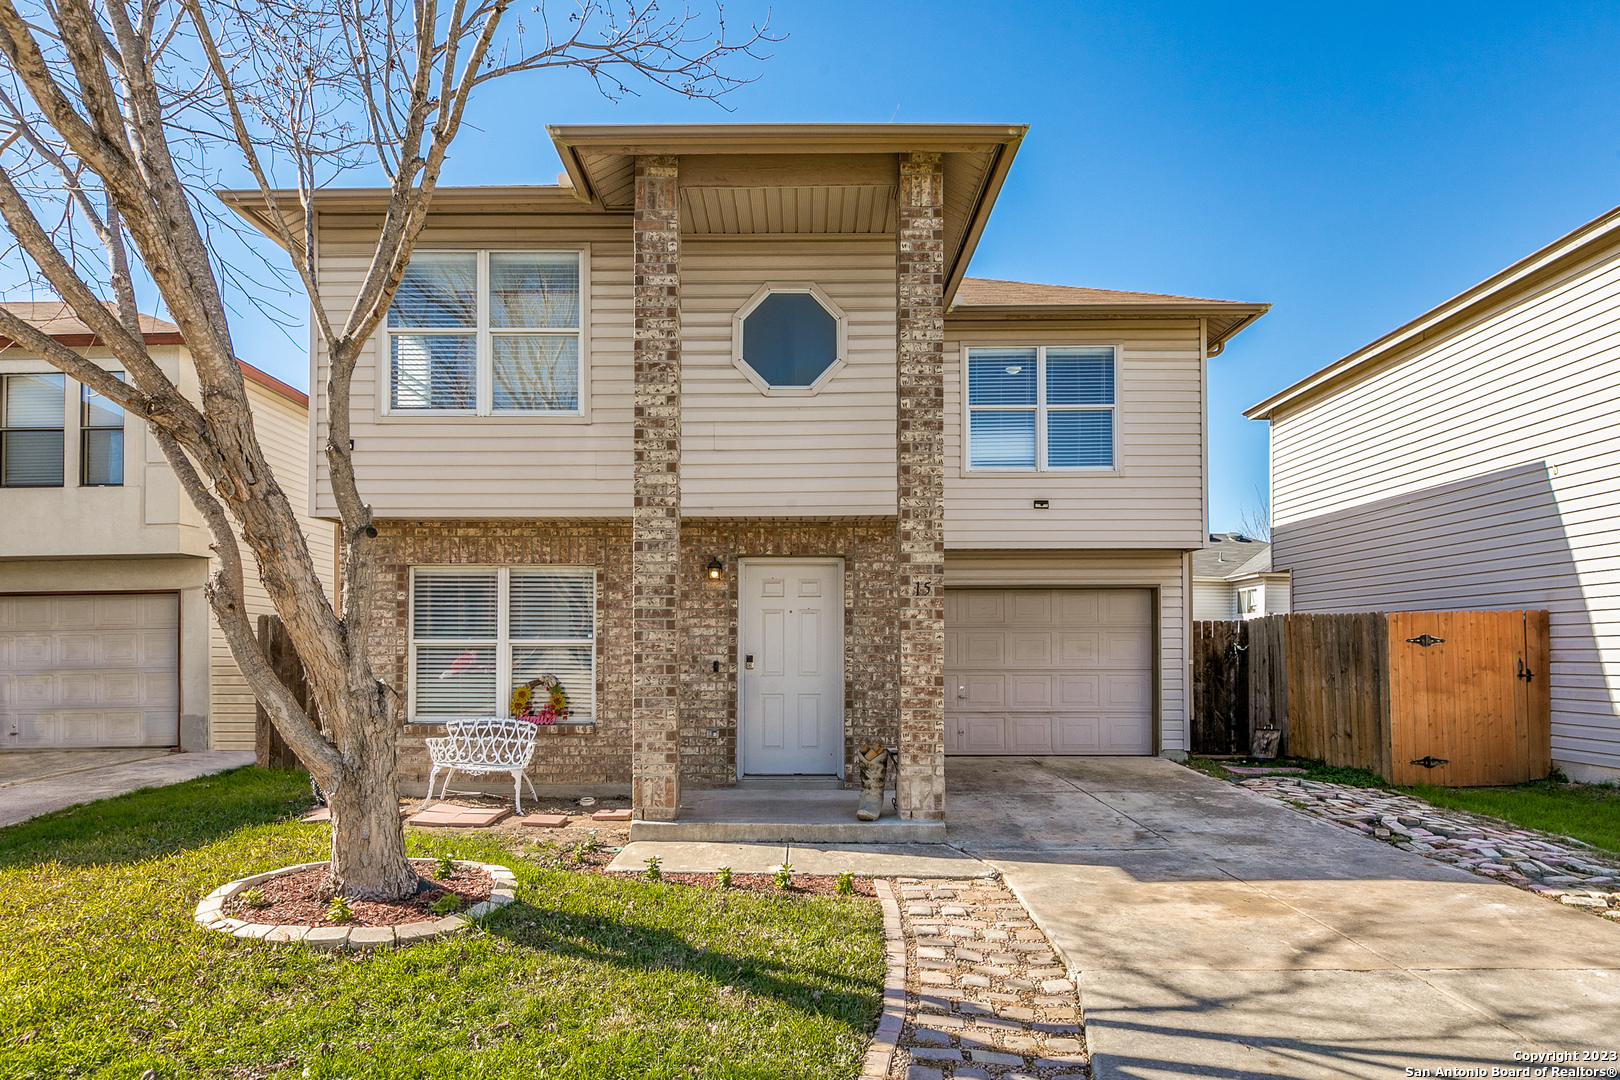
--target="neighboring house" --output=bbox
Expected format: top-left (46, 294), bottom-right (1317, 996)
top-left (1191, 532), bottom-right (1290, 621)
top-left (1246, 203), bottom-right (1620, 784)
top-left (0, 303), bottom-right (336, 752)
top-left (224, 122), bottom-right (1267, 818)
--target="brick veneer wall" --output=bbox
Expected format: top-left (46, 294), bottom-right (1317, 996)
top-left (678, 518), bottom-right (899, 787)
top-left (370, 519), bottom-right (634, 788)
top-left (895, 151), bottom-right (948, 820)
top-left (632, 154), bottom-right (683, 820)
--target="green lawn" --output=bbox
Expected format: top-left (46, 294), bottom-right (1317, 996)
top-left (0, 769), bottom-right (883, 1079)
top-left (1404, 777), bottom-right (1620, 855)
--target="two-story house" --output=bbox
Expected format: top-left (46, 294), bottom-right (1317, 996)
top-left (225, 123), bottom-right (1267, 820)
top-left (0, 303), bottom-right (335, 753)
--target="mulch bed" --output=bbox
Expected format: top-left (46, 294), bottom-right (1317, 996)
top-left (525, 841), bottom-right (877, 897)
top-left (601, 869), bottom-right (878, 898)
top-left (227, 860), bottom-right (493, 927)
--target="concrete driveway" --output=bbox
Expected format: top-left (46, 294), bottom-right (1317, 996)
top-left (0, 750), bottom-right (255, 828)
top-left (947, 756), bottom-right (1620, 1079)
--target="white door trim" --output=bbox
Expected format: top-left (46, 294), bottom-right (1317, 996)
top-left (736, 557), bottom-right (845, 779)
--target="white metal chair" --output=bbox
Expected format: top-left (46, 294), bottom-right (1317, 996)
top-left (421, 717), bottom-right (541, 814)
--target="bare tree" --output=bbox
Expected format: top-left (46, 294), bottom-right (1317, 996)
top-left (1240, 484), bottom-right (1271, 542)
top-left (0, 0), bottom-right (770, 899)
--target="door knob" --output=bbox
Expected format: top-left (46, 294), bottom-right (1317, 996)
top-left (745, 654), bottom-right (754, 670)
top-left (957, 685), bottom-right (966, 698)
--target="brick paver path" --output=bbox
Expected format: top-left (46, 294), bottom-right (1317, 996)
top-left (890, 876), bottom-right (1088, 1079)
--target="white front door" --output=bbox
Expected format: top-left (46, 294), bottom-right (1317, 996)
top-left (739, 560), bottom-right (844, 776)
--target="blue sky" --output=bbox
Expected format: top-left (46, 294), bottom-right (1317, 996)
top-left (222, 0), bottom-right (1620, 531)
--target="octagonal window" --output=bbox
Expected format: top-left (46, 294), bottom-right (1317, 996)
top-left (734, 286), bottom-right (845, 394)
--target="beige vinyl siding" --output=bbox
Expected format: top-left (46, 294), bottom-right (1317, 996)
top-left (309, 208), bottom-right (635, 518)
top-left (1269, 241), bottom-right (1620, 773)
top-left (943, 319), bottom-right (1206, 548)
top-left (943, 549), bottom-right (1189, 752)
top-left (208, 381), bottom-right (338, 751)
top-left (680, 236), bottom-right (897, 515)
top-left (1193, 580), bottom-right (1236, 621)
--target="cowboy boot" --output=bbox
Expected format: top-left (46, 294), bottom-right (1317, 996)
top-left (857, 748), bottom-right (887, 821)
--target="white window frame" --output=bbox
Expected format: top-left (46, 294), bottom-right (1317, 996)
top-left (730, 281), bottom-right (849, 397)
top-left (961, 344), bottom-right (1119, 473)
top-left (383, 247), bottom-right (591, 419)
top-left (406, 565), bottom-right (597, 721)
top-left (1239, 585), bottom-right (1262, 618)
top-left (0, 371), bottom-right (66, 488)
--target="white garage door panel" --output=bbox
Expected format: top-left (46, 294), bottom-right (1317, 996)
top-left (946, 587), bottom-right (1153, 756)
top-left (0, 593), bottom-right (179, 747)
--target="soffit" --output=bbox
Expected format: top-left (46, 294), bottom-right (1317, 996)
top-left (549, 123), bottom-right (1026, 300)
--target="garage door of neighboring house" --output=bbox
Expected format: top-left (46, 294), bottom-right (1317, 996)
top-left (0, 593), bottom-right (180, 747)
top-left (945, 588), bottom-right (1153, 755)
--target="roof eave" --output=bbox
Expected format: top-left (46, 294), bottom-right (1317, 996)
top-left (1246, 202), bottom-right (1620, 421)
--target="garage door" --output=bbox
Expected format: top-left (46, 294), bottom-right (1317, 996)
top-left (0, 593), bottom-right (179, 747)
top-left (944, 588), bottom-right (1153, 755)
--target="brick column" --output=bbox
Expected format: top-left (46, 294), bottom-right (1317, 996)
top-left (895, 152), bottom-right (947, 820)
top-left (631, 155), bottom-right (682, 820)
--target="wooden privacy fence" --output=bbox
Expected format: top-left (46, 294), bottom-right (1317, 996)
top-left (255, 614), bottom-right (319, 771)
top-left (1195, 610), bottom-right (1552, 785)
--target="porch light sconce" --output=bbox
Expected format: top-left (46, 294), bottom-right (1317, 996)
top-left (706, 557), bottom-right (725, 581)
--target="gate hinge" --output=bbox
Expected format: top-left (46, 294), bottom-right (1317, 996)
top-left (1410, 755), bottom-right (1450, 769)
top-left (1406, 634), bottom-right (1445, 647)
top-left (1517, 658), bottom-right (1534, 682)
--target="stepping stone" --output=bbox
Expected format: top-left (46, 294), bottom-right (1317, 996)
top-left (908, 1048), bottom-right (962, 1061)
top-left (592, 808), bottom-right (632, 821)
top-left (521, 814), bottom-right (569, 828)
top-left (408, 806), bottom-right (511, 828)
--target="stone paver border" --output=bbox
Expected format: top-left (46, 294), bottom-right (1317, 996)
top-left (1242, 775), bottom-right (1620, 916)
top-left (862, 880), bottom-right (907, 1080)
top-left (192, 860), bottom-right (517, 949)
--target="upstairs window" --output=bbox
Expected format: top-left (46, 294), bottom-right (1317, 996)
top-left (966, 346), bottom-right (1116, 471)
top-left (409, 566), bottom-right (596, 721)
top-left (81, 378), bottom-right (124, 486)
top-left (388, 250), bottom-right (583, 414)
top-left (731, 283), bottom-right (847, 396)
top-left (2, 373), bottom-right (64, 487)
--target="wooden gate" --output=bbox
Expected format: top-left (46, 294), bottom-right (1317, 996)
top-left (1387, 610), bottom-right (1551, 786)
top-left (1192, 621), bottom-right (1250, 754)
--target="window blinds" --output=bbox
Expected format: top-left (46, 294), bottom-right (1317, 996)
top-left (410, 567), bottom-right (595, 719)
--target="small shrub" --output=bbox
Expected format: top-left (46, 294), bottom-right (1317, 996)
top-left (433, 853), bottom-right (456, 879)
top-left (324, 896), bottom-right (354, 923)
top-left (430, 892), bottom-right (462, 916)
top-left (573, 831), bottom-right (598, 860)
top-left (644, 855), bottom-right (662, 882)
top-left (715, 865), bottom-right (732, 889)
top-left (835, 870), bottom-right (855, 896)
top-left (239, 886), bottom-right (268, 909)
top-left (773, 862), bottom-right (793, 890)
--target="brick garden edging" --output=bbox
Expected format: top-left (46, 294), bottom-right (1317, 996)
top-left (192, 861), bottom-right (518, 949)
top-left (862, 880), bottom-right (908, 1079)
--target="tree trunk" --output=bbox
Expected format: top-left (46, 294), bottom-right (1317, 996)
top-left (325, 712), bottom-right (417, 900)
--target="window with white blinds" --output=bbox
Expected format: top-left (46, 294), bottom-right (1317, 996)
top-left (966, 345), bottom-right (1116, 471)
top-left (2, 373), bottom-right (65, 487)
top-left (409, 566), bottom-right (596, 719)
top-left (388, 250), bottom-right (583, 415)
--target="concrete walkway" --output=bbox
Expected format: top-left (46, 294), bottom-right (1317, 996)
top-left (947, 757), bottom-right (1620, 1079)
top-left (0, 750), bottom-right (255, 828)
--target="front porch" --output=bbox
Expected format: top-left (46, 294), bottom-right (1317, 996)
top-left (626, 784), bottom-right (945, 844)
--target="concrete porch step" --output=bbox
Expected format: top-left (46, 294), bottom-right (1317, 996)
top-left (628, 787), bottom-right (947, 844)
top-left (629, 818), bottom-right (946, 844)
